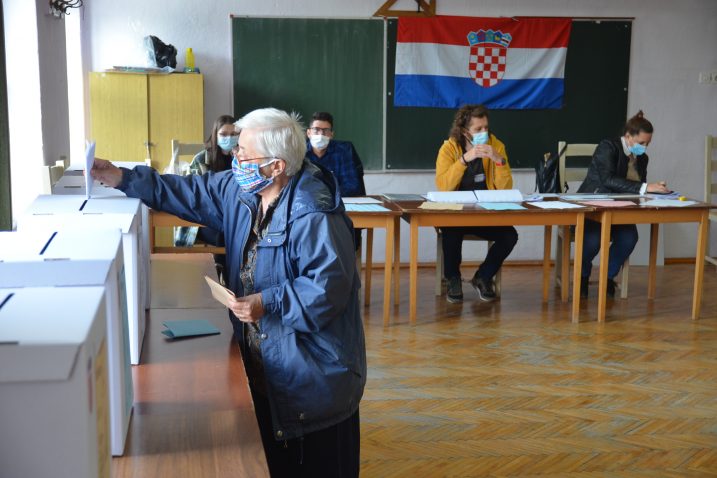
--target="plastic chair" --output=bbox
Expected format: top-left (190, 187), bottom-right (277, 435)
top-left (554, 141), bottom-right (629, 298)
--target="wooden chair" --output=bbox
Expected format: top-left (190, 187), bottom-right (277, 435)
top-left (435, 230), bottom-right (501, 297)
top-left (42, 160), bottom-right (67, 194)
top-left (705, 135), bottom-right (717, 269)
top-left (554, 141), bottom-right (630, 298)
top-left (150, 140), bottom-right (213, 253)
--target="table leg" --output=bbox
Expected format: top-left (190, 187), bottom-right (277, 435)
top-left (383, 218), bottom-right (394, 327)
top-left (542, 225), bottom-right (552, 302)
top-left (572, 212), bottom-right (585, 323)
top-left (648, 223), bottom-right (659, 299)
top-left (561, 225), bottom-right (571, 302)
top-left (597, 212), bottom-right (612, 322)
top-left (409, 219), bottom-right (419, 325)
top-left (692, 211), bottom-right (709, 320)
top-left (393, 217), bottom-right (400, 307)
top-left (364, 229), bottom-right (373, 307)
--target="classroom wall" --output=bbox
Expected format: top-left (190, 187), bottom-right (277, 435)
top-left (82, 0), bottom-right (717, 263)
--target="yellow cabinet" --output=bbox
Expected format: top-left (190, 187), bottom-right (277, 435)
top-left (89, 72), bottom-right (204, 172)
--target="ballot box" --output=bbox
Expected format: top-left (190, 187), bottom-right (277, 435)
top-left (0, 286), bottom-right (110, 478)
top-left (54, 169), bottom-right (152, 311)
top-left (17, 194), bottom-right (146, 364)
top-left (0, 229), bottom-right (133, 456)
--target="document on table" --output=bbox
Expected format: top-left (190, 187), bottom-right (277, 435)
top-left (419, 201), bottom-right (463, 210)
top-left (528, 201), bottom-right (586, 209)
top-left (344, 204), bottom-right (391, 212)
top-left (381, 193), bottom-right (426, 201)
top-left (204, 275), bottom-right (234, 308)
top-left (478, 202), bottom-right (526, 210)
top-left (580, 200), bottom-right (635, 207)
top-left (642, 199), bottom-right (697, 207)
top-left (342, 197), bottom-right (382, 204)
top-left (425, 191), bottom-right (477, 203)
top-left (84, 141), bottom-right (96, 199)
top-left (161, 320), bottom-right (220, 339)
top-left (475, 189), bottom-right (523, 203)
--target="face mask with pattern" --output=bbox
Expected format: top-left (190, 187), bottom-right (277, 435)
top-left (231, 157), bottom-right (277, 193)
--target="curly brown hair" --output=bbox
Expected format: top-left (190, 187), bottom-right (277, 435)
top-left (449, 104), bottom-right (489, 151)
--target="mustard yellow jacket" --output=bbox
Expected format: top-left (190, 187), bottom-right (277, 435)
top-left (435, 136), bottom-right (513, 191)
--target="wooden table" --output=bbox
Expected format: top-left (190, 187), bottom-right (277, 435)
top-left (112, 308), bottom-right (269, 477)
top-left (394, 201), bottom-right (591, 325)
top-left (585, 198), bottom-right (715, 322)
top-left (149, 210), bottom-right (226, 254)
top-left (345, 197), bottom-right (402, 326)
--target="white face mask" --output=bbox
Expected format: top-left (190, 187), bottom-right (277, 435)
top-left (310, 134), bottom-right (330, 150)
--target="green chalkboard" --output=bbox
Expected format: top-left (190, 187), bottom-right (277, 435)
top-left (0, 2), bottom-right (11, 230)
top-left (232, 17), bottom-right (384, 170)
top-left (385, 20), bottom-right (631, 169)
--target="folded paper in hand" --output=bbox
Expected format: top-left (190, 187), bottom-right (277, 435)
top-left (204, 275), bottom-right (234, 308)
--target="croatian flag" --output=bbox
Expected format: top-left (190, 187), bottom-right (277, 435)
top-left (394, 16), bottom-right (572, 109)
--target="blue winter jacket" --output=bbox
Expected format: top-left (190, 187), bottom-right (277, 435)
top-left (117, 160), bottom-right (366, 440)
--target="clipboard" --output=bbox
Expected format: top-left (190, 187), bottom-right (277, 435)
top-left (204, 275), bottom-right (234, 308)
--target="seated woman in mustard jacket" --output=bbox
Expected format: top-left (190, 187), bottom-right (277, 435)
top-left (435, 104), bottom-right (518, 304)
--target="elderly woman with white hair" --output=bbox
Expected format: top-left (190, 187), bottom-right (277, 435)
top-left (91, 107), bottom-right (366, 477)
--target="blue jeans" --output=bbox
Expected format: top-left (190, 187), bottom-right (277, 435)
top-left (581, 220), bottom-right (638, 279)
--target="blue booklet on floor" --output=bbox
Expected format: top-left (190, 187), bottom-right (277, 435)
top-left (161, 319), bottom-right (221, 339)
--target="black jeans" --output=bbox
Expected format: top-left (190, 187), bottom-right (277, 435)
top-left (250, 388), bottom-right (360, 478)
top-left (441, 226), bottom-right (518, 281)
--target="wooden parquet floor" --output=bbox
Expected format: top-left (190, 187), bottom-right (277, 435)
top-left (359, 264), bottom-right (717, 477)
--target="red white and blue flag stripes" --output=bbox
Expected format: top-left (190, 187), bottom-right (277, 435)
top-left (394, 16), bottom-right (572, 109)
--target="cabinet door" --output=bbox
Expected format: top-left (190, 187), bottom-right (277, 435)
top-left (148, 74), bottom-right (204, 172)
top-left (89, 73), bottom-right (149, 162)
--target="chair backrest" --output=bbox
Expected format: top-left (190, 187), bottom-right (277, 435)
top-left (558, 141), bottom-right (597, 193)
top-left (706, 135), bottom-right (717, 203)
top-left (171, 139), bottom-right (205, 158)
top-left (42, 160), bottom-right (66, 193)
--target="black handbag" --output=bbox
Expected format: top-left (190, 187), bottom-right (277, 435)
top-left (534, 143), bottom-right (568, 193)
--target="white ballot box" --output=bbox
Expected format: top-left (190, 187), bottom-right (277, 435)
top-left (18, 194), bottom-right (146, 364)
top-left (0, 286), bottom-right (110, 478)
top-left (52, 172), bottom-right (152, 311)
top-left (0, 229), bottom-right (133, 456)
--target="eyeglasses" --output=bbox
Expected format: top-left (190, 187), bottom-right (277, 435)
top-left (309, 127), bottom-right (332, 135)
top-left (234, 155), bottom-right (278, 163)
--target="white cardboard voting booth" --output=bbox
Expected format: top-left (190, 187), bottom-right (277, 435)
top-left (54, 170), bottom-right (153, 311)
top-left (0, 229), bottom-right (133, 456)
top-left (0, 287), bottom-right (110, 478)
top-left (17, 194), bottom-right (146, 364)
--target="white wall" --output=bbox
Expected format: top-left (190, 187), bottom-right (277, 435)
top-left (82, 0), bottom-right (717, 263)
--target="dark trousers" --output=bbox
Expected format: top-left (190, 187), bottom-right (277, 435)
top-left (250, 388), bottom-right (360, 478)
top-left (441, 226), bottom-right (518, 281)
top-left (581, 220), bottom-right (638, 279)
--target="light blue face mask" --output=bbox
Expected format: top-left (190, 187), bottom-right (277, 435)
top-left (471, 131), bottom-right (489, 146)
top-left (629, 142), bottom-right (646, 156)
top-left (217, 135), bottom-right (239, 153)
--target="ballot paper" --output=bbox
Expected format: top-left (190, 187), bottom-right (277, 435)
top-left (84, 141), bottom-right (96, 199)
top-left (419, 201), bottom-right (463, 210)
top-left (342, 197), bottom-right (382, 204)
top-left (344, 204), bottom-right (391, 212)
top-left (161, 320), bottom-right (220, 339)
top-left (641, 199), bottom-right (697, 207)
top-left (474, 189), bottom-right (523, 202)
top-left (478, 202), bottom-right (526, 210)
top-left (425, 191), bottom-right (477, 203)
top-left (204, 275), bottom-right (234, 308)
top-left (528, 201), bottom-right (586, 209)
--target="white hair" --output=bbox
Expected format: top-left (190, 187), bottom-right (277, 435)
top-left (234, 108), bottom-right (306, 176)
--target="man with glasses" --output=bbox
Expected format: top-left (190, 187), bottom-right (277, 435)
top-left (306, 112), bottom-right (366, 250)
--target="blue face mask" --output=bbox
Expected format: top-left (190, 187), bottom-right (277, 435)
top-left (472, 131), bottom-right (489, 146)
top-left (629, 142), bottom-right (646, 156)
top-left (217, 135), bottom-right (239, 153)
top-left (231, 157), bottom-right (276, 193)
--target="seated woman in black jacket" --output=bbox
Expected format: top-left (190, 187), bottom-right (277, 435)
top-left (578, 111), bottom-right (670, 298)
